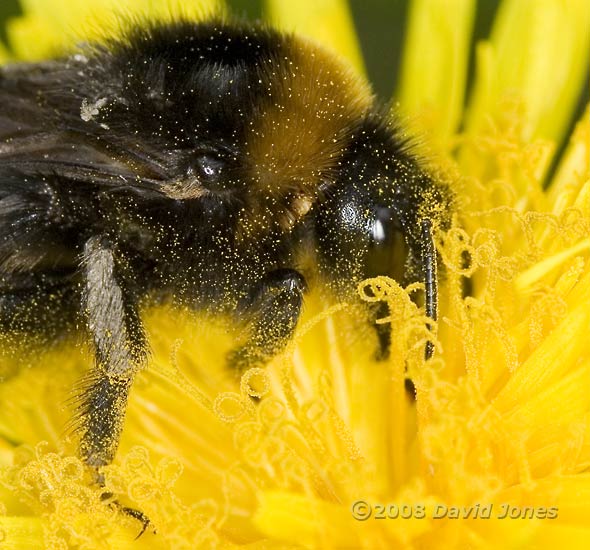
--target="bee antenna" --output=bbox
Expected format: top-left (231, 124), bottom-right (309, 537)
top-left (421, 219), bottom-right (437, 359)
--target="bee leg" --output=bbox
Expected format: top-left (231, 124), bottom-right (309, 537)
top-left (100, 491), bottom-right (152, 539)
top-left (228, 268), bottom-right (306, 372)
top-left (78, 235), bottom-right (147, 466)
top-left (78, 236), bottom-right (149, 532)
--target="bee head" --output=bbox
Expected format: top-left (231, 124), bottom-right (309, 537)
top-left (314, 112), bottom-right (453, 290)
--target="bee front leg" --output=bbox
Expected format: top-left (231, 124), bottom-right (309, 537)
top-left (228, 268), bottom-right (306, 372)
top-left (77, 236), bottom-right (150, 532)
top-left (78, 235), bottom-right (147, 460)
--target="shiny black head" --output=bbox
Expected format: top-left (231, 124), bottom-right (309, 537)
top-left (314, 111), bottom-right (451, 291)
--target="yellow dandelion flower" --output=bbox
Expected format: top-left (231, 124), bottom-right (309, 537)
top-left (0, 0), bottom-right (590, 549)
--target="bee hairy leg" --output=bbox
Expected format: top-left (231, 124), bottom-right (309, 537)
top-left (76, 236), bottom-right (150, 533)
top-left (76, 372), bottom-right (134, 469)
top-left (227, 268), bottom-right (306, 372)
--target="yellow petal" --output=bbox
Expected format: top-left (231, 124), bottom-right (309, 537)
top-left (8, 0), bottom-right (222, 60)
top-left (253, 491), bottom-right (368, 548)
top-left (527, 525), bottom-right (590, 549)
top-left (397, 0), bottom-right (476, 145)
top-left (515, 238), bottom-right (590, 291)
top-left (264, 0), bottom-right (365, 76)
top-left (493, 271), bottom-right (590, 412)
top-left (0, 518), bottom-right (44, 550)
top-left (464, 0), bottom-right (590, 148)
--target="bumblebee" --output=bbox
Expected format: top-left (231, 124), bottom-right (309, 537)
top-left (0, 19), bottom-right (452, 476)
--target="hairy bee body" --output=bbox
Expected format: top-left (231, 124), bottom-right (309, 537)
top-left (0, 19), bottom-right (451, 472)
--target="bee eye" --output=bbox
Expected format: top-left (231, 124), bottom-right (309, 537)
top-left (366, 205), bottom-right (407, 281)
top-left (371, 206), bottom-right (402, 244)
top-left (195, 153), bottom-right (225, 180)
